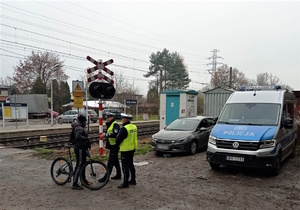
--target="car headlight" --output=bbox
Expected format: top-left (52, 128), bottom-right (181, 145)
top-left (208, 135), bottom-right (217, 145)
top-left (259, 140), bottom-right (276, 149)
top-left (174, 137), bottom-right (187, 143)
top-left (152, 135), bottom-right (157, 142)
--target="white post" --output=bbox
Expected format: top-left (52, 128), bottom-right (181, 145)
top-left (124, 99), bottom-right (126, 113)
top-left (85, 74), bottom-right (88, 118)
top-left (51, 80), bottom-right (53, 126)
top-left (136, 96), bottom-right (138, 121)
top-left (2, 102), bottom-right (4, 127)
top-left (15, 94), bottom-right (17, 129)
top-left (26, 106), bottom-right (29, 126)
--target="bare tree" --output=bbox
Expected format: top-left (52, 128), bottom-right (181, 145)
top-left (210, 64), bottom-right (249, 90)
top-left (111, 73), bottom-right (141, 104)
top-left (12, 51), bottom-right (68, 94)
top-left (256, 72), bottom-right (280, 86)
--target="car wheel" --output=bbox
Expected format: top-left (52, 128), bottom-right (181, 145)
top-left (209, 162), bottom-right (220, 170)
top-left (188, 141), bottom-right (197, 155)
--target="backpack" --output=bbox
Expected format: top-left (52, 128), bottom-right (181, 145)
top-left (69, 126), bottom-right (76, 145)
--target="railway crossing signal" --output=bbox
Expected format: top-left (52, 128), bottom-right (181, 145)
top-left (86, 55), bottom-right (115, 156)
top-left (89, 82), bottom-right (115, 99)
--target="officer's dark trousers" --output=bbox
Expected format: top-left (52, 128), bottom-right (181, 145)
top-left (107, 145), bottom-right (121, 177)
top-left (73, 148), bottom-right (87, 186)
top-left (121, 150), bottom-right (135, 185)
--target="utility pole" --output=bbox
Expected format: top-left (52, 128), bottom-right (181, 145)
top-left (207, 49), bottom-right (223, 76)
top-left (229, 67), bottom-right (232, 89)
top-left (158, 65), bottom-right (163, 92)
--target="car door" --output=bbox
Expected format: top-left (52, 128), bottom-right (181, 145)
top-left (61, 110), bottom-right (70, 122)
top-left (69, 110), bottom-right (78, 122)
top-left (196, 119), bottom-right (210, 148)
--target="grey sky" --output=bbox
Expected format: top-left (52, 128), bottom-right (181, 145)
top-left (1, 0), bottom-right (299, 96)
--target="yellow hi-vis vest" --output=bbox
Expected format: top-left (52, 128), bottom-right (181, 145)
top-left (120, 124), bottom-right (138, 152)
top-left (107, 121), bottom-right (117, 145)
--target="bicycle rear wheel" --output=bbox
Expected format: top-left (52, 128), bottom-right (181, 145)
top-left (80, 160), bottom-right (109, 190)
top-left (50, 157), bottom-right (72, 185)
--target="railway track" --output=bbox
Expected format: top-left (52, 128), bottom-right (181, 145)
top-left (0, 121), bottom-right (159, 149)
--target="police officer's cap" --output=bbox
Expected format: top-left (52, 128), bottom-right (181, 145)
top-left (106, 112), bottom-right (115, 118)
top-left (121, 113), bottom-right (132, 119)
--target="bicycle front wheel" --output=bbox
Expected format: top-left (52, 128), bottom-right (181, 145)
top-left (80, 160), bottom-right (109, 190)
top-left (44, 118), bottom-right (49, 124)
top-left (50, 157), bottom-right (72, 185)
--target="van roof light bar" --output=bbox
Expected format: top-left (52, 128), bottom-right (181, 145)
top-left (240, 85), bottom-right (281, 91)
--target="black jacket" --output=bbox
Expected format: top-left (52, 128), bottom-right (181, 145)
top-left (74, 120), bottom-right (89, 149)
top-left (115, 121), bottom-right (130, 147)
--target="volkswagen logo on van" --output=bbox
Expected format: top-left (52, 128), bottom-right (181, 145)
top-left (234, 126), bottom-right (247, 131)
top-left (232, 141), bottom-right (239, 149)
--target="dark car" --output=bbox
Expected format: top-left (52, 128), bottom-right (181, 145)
top-left (81, 109), bottom-right (98, 123)
top-left (151, 116), bottom-right (216, 155)
top-left (102, 109), bottom-right (123, 119)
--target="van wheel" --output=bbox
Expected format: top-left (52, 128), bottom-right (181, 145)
top-left (210, 162), bottom-right (220, 170)
top-left (290, 140), bottom-right (297, 158)
top-left (270, 155), bottom-right (281, 176)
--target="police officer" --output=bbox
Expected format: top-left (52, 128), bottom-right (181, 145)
top-left (115, 113), bottom-right (138, 188)
top-left (72, 115), bottom-right (91, 190)
top-left (98, 112), bottom-right (122, 182)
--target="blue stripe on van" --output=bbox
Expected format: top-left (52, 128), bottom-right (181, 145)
top-left (211, 124), bottom-right (277, 141)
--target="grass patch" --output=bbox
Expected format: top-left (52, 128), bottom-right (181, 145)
top-left (91, 143), bottom-right (153, 161)
top-left (135, 143), bottom-right (152, 155)
top-left (34, 142), bottom-right (153, 161)
top-left (33, 148), bottom-right (55, 159)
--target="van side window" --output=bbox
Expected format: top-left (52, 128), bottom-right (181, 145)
top-left (283, 103), bottom-right (294, 119)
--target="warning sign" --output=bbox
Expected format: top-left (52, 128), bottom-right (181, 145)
top-left (75, 84), bottom-right (82, 91)
top-left (74, 97), bottom-right (83, 108)
top-left (72, 80), bottom-right (84, 92)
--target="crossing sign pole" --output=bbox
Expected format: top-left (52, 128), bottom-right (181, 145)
top-left (86, 56), bottom-right (114, 156)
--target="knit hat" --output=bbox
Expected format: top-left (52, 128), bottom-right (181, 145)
top-left (77, 115), bottom-right (87, 124)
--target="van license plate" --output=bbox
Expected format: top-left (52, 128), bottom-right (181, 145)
top-left (226, 156), bottom-right (244, 162)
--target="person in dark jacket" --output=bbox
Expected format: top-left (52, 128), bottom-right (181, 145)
top-left (72, 115), bottom-right (91, 190)
top-left (115, 113), bottom-right (138, 188)
top-left (98, 112), bottom-right (121, 182)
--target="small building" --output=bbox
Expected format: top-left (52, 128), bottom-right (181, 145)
top-left (160, 89), bottom-right (198, 130)
top-left (203, 87), bottom-right (234, 117)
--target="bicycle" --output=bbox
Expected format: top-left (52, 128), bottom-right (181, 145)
top-left (44, 117), bottom-right (62, 125)
top-left (50, 144), bottom-right (109, 190)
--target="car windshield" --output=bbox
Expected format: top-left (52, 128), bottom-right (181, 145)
top-left (218, 103), bottom-right (280, 125)
top-left (165, 118), bottom-right (200, 131)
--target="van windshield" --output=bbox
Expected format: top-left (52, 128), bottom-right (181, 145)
top-left (218, 103), bottom-right (280, 125)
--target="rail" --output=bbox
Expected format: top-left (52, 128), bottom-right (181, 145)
top-left (0, 121), bottom-right (159, 149)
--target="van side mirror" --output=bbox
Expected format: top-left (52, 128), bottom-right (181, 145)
top-left (283, 117), bottom-right (293, 129)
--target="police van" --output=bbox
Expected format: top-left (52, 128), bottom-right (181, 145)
top-left (206, 86), bottom-right (298, 175)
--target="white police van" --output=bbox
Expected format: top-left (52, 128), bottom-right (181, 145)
top-left (206, 86), bottom-right (298, 175)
